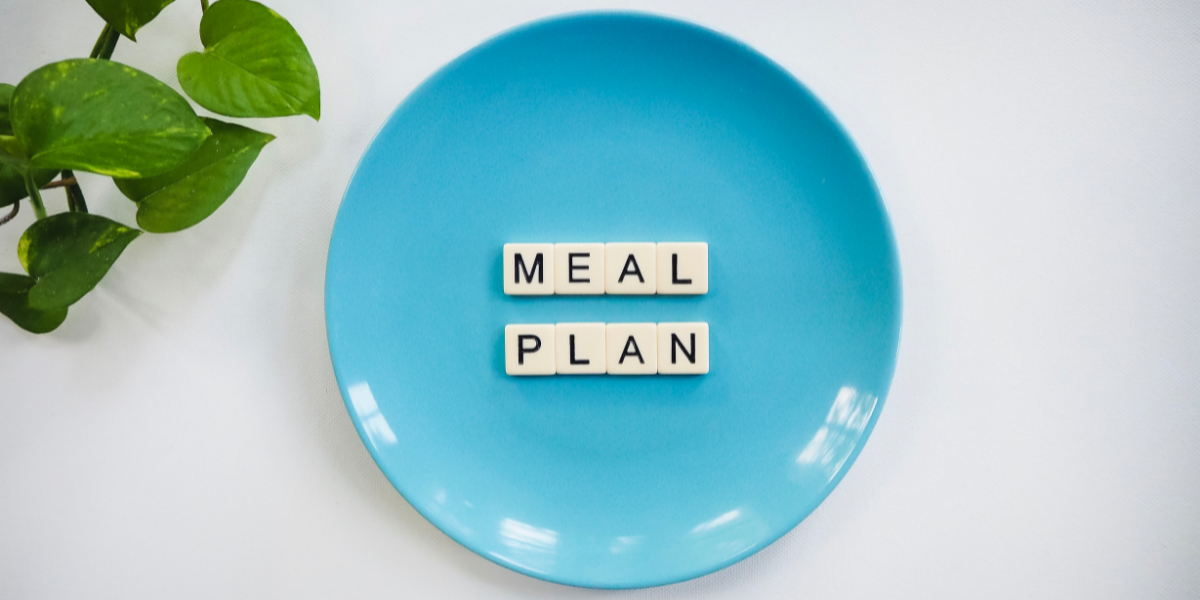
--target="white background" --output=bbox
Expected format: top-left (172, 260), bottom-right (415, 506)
top-left (2, 0), bottom-right (1198, 597)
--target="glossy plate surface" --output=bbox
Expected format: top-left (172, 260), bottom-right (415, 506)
top-left (326, 12), bottom-right (901, 589)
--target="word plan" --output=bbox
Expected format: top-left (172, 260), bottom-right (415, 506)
top-left (505, 323), bottom-right (710, 376)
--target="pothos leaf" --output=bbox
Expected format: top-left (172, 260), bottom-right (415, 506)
top-left (10, 59), bottom-right (210, 178)
top-left (18, 213), bottom-right (142, 310)
top-left (115, 118), bottom-right (274, 232)
top-left (177, 0), bottom-right (320, 120)
top-left (0, 134), bottom-right (26, 168)
top-left (0, 83), bottom-right (15, 136)
top-left (0, 273), bottom-right (68, 333)
top-left (85, 0), bottom-right (177, 41)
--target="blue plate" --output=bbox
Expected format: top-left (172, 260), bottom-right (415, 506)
top-left (326, 12), bottom-right (901, 589)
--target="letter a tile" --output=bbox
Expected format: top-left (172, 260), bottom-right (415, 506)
top-left (606, 323), bottom-right (658, 374)
top-left (605, 243), bottom-right (656, 295)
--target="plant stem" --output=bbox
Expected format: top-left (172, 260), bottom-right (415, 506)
top-left (0, 202), bottom-right (17, 227)
top-left (201, 0), bottom-right (209, 12)
top-left (62, 171), bottom-right (88, 213)
top-left (42, 177), bottom-right (78, 189)
top-left (90, 24), bottom-right (120, 60)
top-left (62, 173), bottom-right (89, 213)
top-left (89, 24), bottom-right (111, 58)
top-left (22, 171), bottom-right (47, 221)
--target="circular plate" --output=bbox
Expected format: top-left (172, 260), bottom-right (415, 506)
top-left (326, 12), bottom-right (900, 589)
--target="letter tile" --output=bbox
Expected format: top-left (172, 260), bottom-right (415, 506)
top-left (604, 243), bottom-right (656, 295)
top-left (657, 322), bottom-right (709, 375)
top-left (503, 243), bottom-right (554, 295)
top-left (656, 242), bottom-right (708, 295)
top-left (555, 322), bottom-right (606, 374)
top-left (554, 243), bottom-right (605, 295)
top-left (505, 324), bottom-right (556, 375)
top-left (606, 323), bottom-right (658, 375)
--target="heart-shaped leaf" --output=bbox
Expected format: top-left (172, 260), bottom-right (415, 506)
top-left (0, 164), bottom-right (57, 208)
top-left (0, 134), bottom-right (26, 168)
top-left (177, 0), bottom-right (320, 120)
top-left (0, 272), bottom-right (68, 333)
top-left (85, 0), bottom-right (177, 41)
top-left (18, 213), bottom-right (142, 310)
top-left (115, 118), bottom-right (274, 232)
top-left (0, 83), bottom-right (15, 136)
top-left (10, 59), bottom-right (211, 178)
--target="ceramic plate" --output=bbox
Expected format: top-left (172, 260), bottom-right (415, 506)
top-left (326, 12), bottom-right (901, 589)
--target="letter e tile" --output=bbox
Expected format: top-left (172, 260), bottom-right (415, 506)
top-left (554, 244), bottom-right (605, 295)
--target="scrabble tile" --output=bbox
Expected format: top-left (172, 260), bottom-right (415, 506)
top-left (554, 243), bottom-right (605, 295)
top-left (555, 322), bottom-right (606, 374)
top-left (505, 324), bottom-right (556, 375)
top-left (605, 243), bottom-right (656, 295)
top-left (503, 243), bottom-right (554, 295)
top-left (657, 322), bottom-right (709, 375)
top-left (606, 323), bottom-right (658, 375)
top-left (656, 242), bottom-right (708, 295)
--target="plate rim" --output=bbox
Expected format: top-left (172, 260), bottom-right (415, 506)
top-left (324, 9), bottom-right (903, 589)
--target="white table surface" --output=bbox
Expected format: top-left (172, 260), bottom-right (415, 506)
top-left (2, 0), bottom-right (1198, 597)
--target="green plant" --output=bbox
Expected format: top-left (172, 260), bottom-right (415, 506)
top-left (0, 0), bottom-right (319, 333)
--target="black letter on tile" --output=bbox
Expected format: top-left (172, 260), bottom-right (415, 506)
top-left (568, 253), bottom-right (590, 283)
top-left (618, 254), bottom-right (644, 283)
top-left (619, 336), bottom-right (645, 364)
top-left (514, 253), bottom-right (543, 284)
top-left (670, 333), bottom-right (696, 364)
top-left (518, 334), bottom-right (541, 364)
top-left (671, 254), bottom-right (692, 285)
top-left (569, 334), bottom-right (590, 365)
